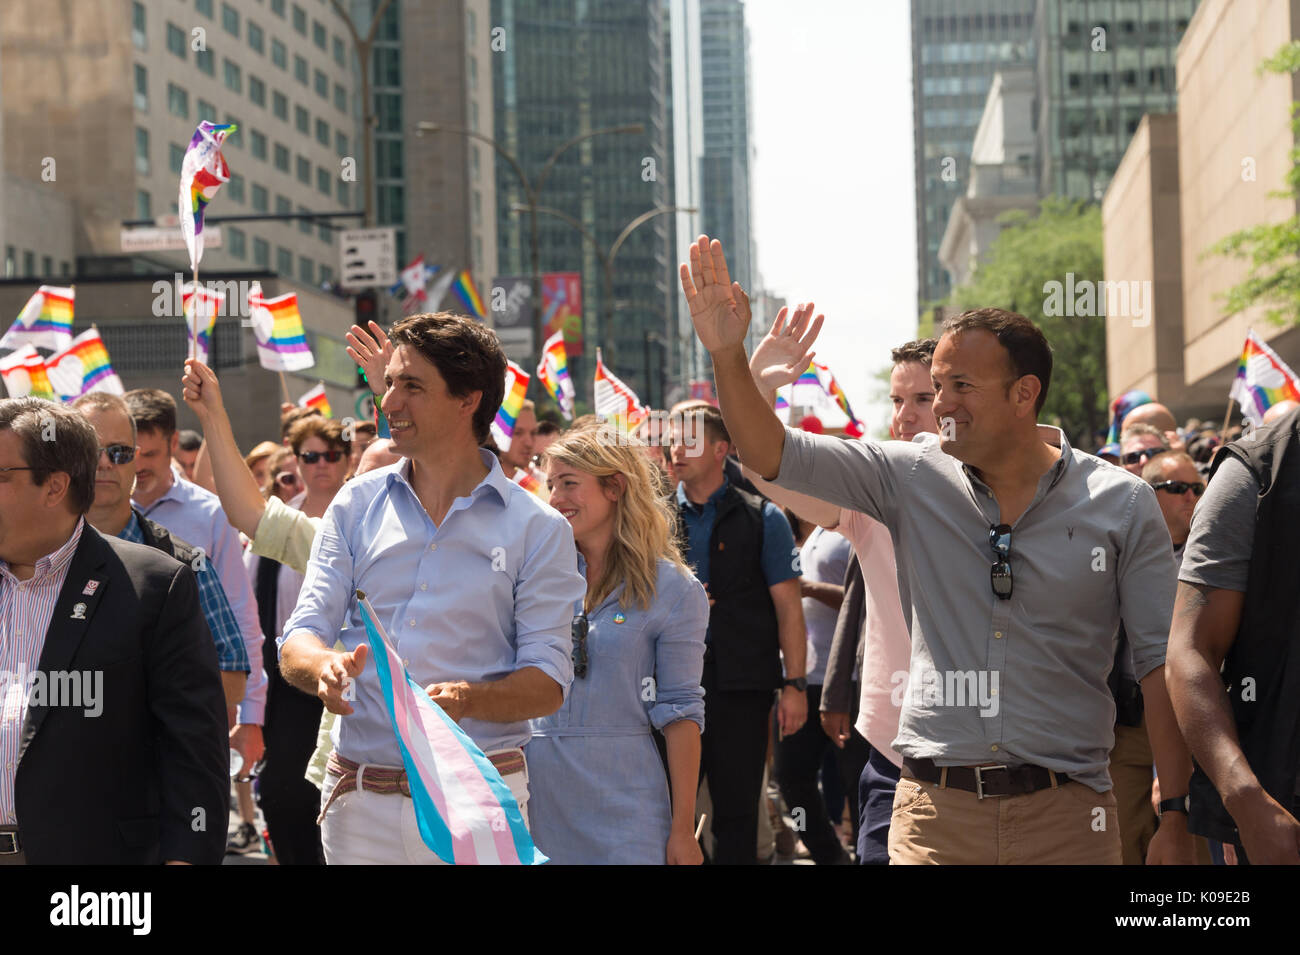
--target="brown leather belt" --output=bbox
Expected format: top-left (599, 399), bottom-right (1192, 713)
top-left (318, 750), bottom-right (526, 823)
top-left (903, 756), bottom-right (1070, 799)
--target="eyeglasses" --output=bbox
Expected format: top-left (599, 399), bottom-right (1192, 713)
top-left (1121, 447), bottom-right (1167, 466)
top-left (297, 450), bottom-right (346, 464)
top-left (571, 611), bottom-right (589, 678)
top-left (0, 466), bottom-right (39, 475)
top-left (274, 471), bottom-right (301, 488)
top-left (989, 523), bottom-right (1013, 601)
top-left (98, 444), bottom-right (135, 465)
top-left (1152, 480), bottom-right (1205, 498)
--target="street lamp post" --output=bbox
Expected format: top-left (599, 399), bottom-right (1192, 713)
top-left (328, 0), bottom-right (396, 229)
top-left (414, 121), bottom-right (644, 369)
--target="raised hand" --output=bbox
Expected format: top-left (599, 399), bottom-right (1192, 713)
top-left (181, 359), bottom-right (225, 421)
top-left (346, 320), bottom-right (394, 396)
top-left (750, 302), bottom-right (824, 396)
top-left (679, 235), bottom-right (750, 354)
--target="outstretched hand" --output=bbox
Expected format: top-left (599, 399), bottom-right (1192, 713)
top-left (750, 302), bottom-right (824, 395)
top-left (679, 235), bottom-right (751, 354)
top-left (346, 321), bottom-right (394, 397)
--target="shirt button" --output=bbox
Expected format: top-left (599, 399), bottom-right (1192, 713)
top-left (429, 543), bottom-right (438, 552)
top-left (402, 659), bottom-right (409, 667)
top-left (994, 631), bottom-right (1003, 639)
top-left (990, 745), bottom-right (999, 752)
top-left (408, 619), bottom-right (416, 627)
top-left (420, 583), bottom-right (427, 591)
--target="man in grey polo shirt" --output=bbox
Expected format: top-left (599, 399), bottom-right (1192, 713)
top-left (678, 234), bottom-right (1197, 864)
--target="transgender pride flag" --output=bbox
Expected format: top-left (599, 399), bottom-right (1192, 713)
top-left (356, 592), bottom-right (545, 865)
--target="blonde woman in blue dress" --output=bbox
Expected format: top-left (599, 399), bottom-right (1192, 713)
top-left (528, 421), bottom-right (708, 864)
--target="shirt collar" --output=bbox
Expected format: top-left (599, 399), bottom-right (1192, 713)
top-left (137, 469), bottom-right (186, 513)
top-left (676, 477), bottom-right (730, 511)
top-left (960, 424), bottom-right (1072, 491)
top-left (385, 448), bottom-right (512, 506)
top-left (0, 517), bottom-right (85, 583)
top-left (119, 510), bottom-right (144, 544)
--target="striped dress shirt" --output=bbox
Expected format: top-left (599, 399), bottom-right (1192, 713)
top-left (0, 518), bottom-right (85, 824)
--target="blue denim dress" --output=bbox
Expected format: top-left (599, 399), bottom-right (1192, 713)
top-left (526, 558), bottom-right (708, 864)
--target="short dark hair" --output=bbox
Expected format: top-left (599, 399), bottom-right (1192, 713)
top-left (124, 388), bottom-right (178, 438)
top-left (70, 392), bottom-right (137, 442)
top-left (288, 415), bottom-right (352, 456)
top-left (280, 405), bottom-right (322, 442)
top-left (536, 420), bottom-right (561, 437)
top-left (0, 398), bottom-right (98, 515)
top-left (389, 312), bottom-right (506, 445)
top-left (178, 429), bottom-right (203, 452)
top-left (891, 339), bottom-right (937, 366)
top-left (940, 307), bottom-right (1053, 414)
top-left (692, 406), bottom-right (730, 446)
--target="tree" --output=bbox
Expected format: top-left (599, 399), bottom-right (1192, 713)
top-left (1207, 41), bottom-right (1300, 326)
top-left (945, 196), bottom-right (1107, 447)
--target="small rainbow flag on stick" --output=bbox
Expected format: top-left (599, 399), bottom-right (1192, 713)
top-left (0, 346), bottom-right (57, 400)
top-left (297, 381), bottom-right (332, 418)
top-left (46, 328), bottom-right (124, 399)
top-left (182, 282), bottom-right (224, 365)
top-left (513, 467), bottom-right (545, 498)
top-left (450, 270), bottom-right (486, 320)
top-left (1229, 329), bottom-right (1300, 425)
top-left (536, 330), bottom-right (575, 420)
top-left (814, 361), bottom-right (864, 437)
top-left (179, 121), bottom-right (236, 272)
top-left (594, 348), bottom-right (646, 431)
top-left (356, 591), bottom-right (545, 864)
top-left (0, 285), bottom-right (75, 353)
top-left (247, 282), bottom-right (315, 372)
top-left (490, 360), bottom-right (531, 452)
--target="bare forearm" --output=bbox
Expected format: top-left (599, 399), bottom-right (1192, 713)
top-left (775, 604), bottom-right (807, 679)
top-left (663, 720), bottom-right (702, 833)
top-left (280, 631), bottom-right (335, 696)
top-left (463, 666), bottom-right (563, 723)
top-left (195, 404), bottom-right (268, 539)
top-left (1140, 666), bottom-right (1193, 800)
top-left (711, 344), bottom-right (786, 479)
top-left (191, 441), bottom-right (218, 493)
top-left (801, 579), bottom-right (844, 611)
top-left (741, 464), bottom-right (841, 528)
top-left (220, 671), bottom-right (247, 708)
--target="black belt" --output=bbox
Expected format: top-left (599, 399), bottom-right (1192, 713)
top-left (0, 827), bottom-right (21, 855)
top-left (903, 756), bottom-right (1070, 799)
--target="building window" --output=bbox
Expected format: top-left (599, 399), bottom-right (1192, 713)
top-left (318, 222), bottom-right (332, 243)
top-left (337, 179), bottom-right (350, 207)
top-left (297, 156), bottom-right (311, 184)
top-left (314, 69), bottom-right (328, 99)
top-left (373, 47), bottom-right (400, 86)
top-left (135, 127), bottom-right (150, 175)
top-left (196, 48), bottom-right (214, 75)
top-left (377, 139), bottom-right (402, 179)
top-left (228, 226), bottom-right (246, 259)
top-left (196, 0), bottom-right (213, 17)
top-left (333, 35), bottom-right (346, 66)
top-left (292, 4), bottom-right (306, 35)
top-left (273, 91), bottom-right (288, 121)
top-left (271, 0), bottom-right (285, 16)
top-left (251, 129), bottom-right (267, 159)
top-left (471, 145), bottom-right (480, 180)
top-left (167, 83), bottom-right (189, 118)
top-left (248, 21), bottom-right (264, 54)
top-left (467, 8), bottom-right (477, 43)
top-left (166, 23), bottom-right (186, 59)
top-left (298, 207), bottom-right (312, 235)
top-left (317, 166), bottom-right (331, 195)
top-left (221, 3), bottom-right (239, 36)
top-left (249, 75), bottom-right (266, 107)
top-left (274, 143), bottom-right (290, 172)
top-left (197, 99), bottom-right (216, 123)
top-left (316, 118), bottom-right (330, 146)
top-left (319, 265), bottom-right (333, 285)
top-left (277, 246), bottom-right (293, 276)
top-left (470, 100), bottom-right (479, 133)
top-left (252, 183), bottom-right (269, 212)
top-left (335, 131), bottom-right (348, 157)
top-left (254, 237), bottom-right (270, 268)
top-left (132, 2), bottom-right (147, 50)
top-left (312, 20), bottom-right (327, 50)
top-left (60, 261), bottom-right (70, 277)
top-left (294, 55), bottom-right (308, 85)
top-left (136, 190), bottom-right (151, 221)
top-left (472, 190), bottom-right (481, 227)
top-left (3, 247), bottom-right (13, 278)
top-left (468, 56), bottom-right (477, 91)
top-left (276, 195), bottom-right (292, 216)
top-left (41, 256), bottom-right (52, 277)
top-left (23, 251), bottom-right (35, 277)
top-left (334, 83), bottom-right (347, 113)
top-left (376, 93), bottom-right (401, 132)
top-left (295, 105), bottom-right (310, 134)
top-left (224, 59), bottom-right (242, 94)
top-left (271, 38), bottom-right (286, 70)
top-left (134, 64), bottom-right (148, 111)
top-left (169, 143), bottom-right (186, 175)
top-left (227, 173), bottom-right (245, 203)
top-left (299, 256), bottom-right (315, 284)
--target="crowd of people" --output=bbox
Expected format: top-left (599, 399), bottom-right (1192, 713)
top-left (0, 232), bottom-right (1294, 865)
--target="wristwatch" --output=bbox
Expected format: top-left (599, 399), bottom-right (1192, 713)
top-left (1157, 795), bottom-right (1189, 817)
top-left (782, 677), bottom-right (808, 692)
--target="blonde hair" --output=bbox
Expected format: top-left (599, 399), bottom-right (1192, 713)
top-left (543, 422), bottom-right (688, 612)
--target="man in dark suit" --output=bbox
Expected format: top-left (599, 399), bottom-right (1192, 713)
top-left (0, 398), bottom-right (228, 864)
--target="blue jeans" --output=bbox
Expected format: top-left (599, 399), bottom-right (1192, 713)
top-left (857, 743), bottom-right (900, 865)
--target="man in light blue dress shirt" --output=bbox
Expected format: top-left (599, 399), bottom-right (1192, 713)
top-left (280, 312), bottom-right (585, 865)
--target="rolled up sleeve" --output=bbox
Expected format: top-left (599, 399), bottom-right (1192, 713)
top-left (776, 427), bottom-right (909, 530)
top-left (281, 496), bottom-right (356, 656)
top-left (1118, 484), bottom-right (1179, 680)
top-left (511, 515), bottom-right (585, 700)
top-left (648, 574), bottom-right (709, 733)
top-left (250, 495), bottom-right (322, 576)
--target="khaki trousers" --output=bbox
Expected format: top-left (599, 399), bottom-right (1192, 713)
top-left (888, 774), bottom-right (1122, 865)
top-left (1110, 720), bottom-right (1158, 865)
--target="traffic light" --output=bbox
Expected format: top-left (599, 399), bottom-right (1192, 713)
top-left (354, 289), bottom-right (378, 389)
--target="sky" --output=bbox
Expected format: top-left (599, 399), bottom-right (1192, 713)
top-left (744, 0), bottom-right (917, 433)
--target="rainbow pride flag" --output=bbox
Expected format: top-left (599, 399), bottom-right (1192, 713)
top-left (0, 346), bottom-right (56, 400)
top-left (248, 282), bottom-right (315, 372)
top-left (179, 121), bottom-right (236, 271)
top-left (297, 382), bottom-right (332, 418)
top-left (490, 360), bottom-right (530, 452)
top-left (46, 328), bottom-right (124, 399)
top-left (513, 467), bottom-right (545, 498)
top-left (356, 592), bottom-right (545, 865)
top-left (182, 282), bottom-right (224, 365)
top-left (774, 387), bottom-right (792, 424)
top-left (1230, 330), bottom-right (1300, 424)
top-left (0, 286), bottom-right (75, 353)
top-left (451, 270), bottom-right (486, 319)
top-left (594, 349), bottom-right (647, 435)
top-left (814, 361), bottom-right (863, 432)
top-left (535, 329), bottom-right (575, 420)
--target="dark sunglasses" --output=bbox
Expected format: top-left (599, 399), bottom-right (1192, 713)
top-left (98, 444), bottom-right (135, 465)
top-left (1152, 480), bottom-right (1205, 498)
top-left (274, 471), bottom-right (301, 488)
top-left (989, 523), bottom-right (1013, 601)
top-left (1121, 447), bottom-right (1167, 466)
top-left (571, 611), bottom-right (589, 678)
top-left (297, 450), bottom-right (346, 464)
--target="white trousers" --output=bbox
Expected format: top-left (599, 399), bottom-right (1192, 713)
top-left (320, 750), bottom-right (531, 865)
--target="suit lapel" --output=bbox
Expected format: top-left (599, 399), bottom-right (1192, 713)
top-left (17, 526), bottom-right (112, 764)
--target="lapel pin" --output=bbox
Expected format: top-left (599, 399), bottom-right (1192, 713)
top-left (614, 612), bottom-right (625, 624)
top-left (71, 603), bottom-right (87, 620)
top-left (81, 580), bottom-right (99, 596)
